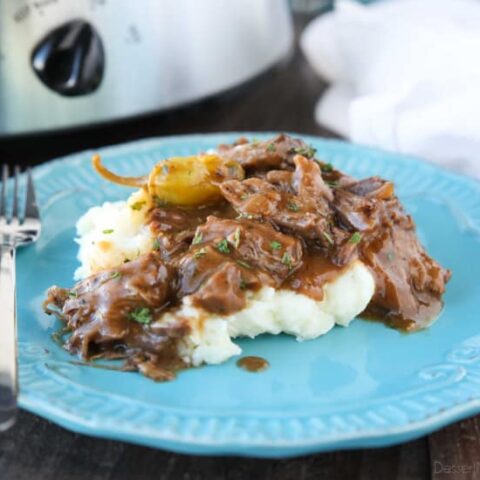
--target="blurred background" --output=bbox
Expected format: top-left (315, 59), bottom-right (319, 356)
top-left (0, 0), bottom-right (479, 178)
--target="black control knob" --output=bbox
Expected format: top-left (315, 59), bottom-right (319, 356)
top-left (31, 20), bottom-right (104, 97)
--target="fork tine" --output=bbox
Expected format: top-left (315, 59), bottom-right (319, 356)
top-left (11, 165), bottom-right (20, 223)
top-left (0, 164), bottom-right (7, 221)
top-left (24, 168), bottom-right (40, 220)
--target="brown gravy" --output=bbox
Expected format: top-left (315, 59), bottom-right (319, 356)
top-left (236, 356), bottom-right (270, 372)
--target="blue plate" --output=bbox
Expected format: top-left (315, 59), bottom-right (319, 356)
top-left (18, 133), bottom-right (480, 457)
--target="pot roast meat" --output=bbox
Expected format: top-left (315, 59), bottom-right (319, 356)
top-left (44, 252), bottom-right (189, 379)
top-left (148, 203), bottom-right (236, 261)
top-left (220, 155), bottom-right (337, 250)
top-left (217, 134), bottom-right (312, 171)
top-left (357, 197), bottom-right (451, 329)
top-left (44, 134), bottom-right (451, 380)
top-left (193, 216), bottom-right (303, 281)
top-left (178, 216), bottom-right (303, 314)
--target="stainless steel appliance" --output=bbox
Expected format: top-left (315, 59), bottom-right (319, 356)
top-left (0, 0), bottom-right (293, 135)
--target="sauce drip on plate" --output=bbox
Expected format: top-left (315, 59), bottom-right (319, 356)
top-left (236, 356), bottom-right (270, 372)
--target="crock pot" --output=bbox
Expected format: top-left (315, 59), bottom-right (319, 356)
top-left (0, 0), bottom-right (293, 135)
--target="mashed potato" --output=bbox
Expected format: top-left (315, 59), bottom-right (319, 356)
top-left (75, 190), bottom-right (153, 279)
top-left (75, 192), bottom-right (375, 366)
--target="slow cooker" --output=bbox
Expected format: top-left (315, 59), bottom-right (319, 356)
top-left (0, 0), bottom-right (293, 135)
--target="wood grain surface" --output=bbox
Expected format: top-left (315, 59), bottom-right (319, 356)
top-left (0, 15), bottom-right (479, 480)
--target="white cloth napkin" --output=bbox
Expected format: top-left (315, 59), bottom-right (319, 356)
top-left (300, 0), bottom-right (480, 179)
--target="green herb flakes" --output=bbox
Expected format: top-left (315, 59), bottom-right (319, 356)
top-left (349, 232), bottom-right (362, 244)
top-left (287, 202), bottom-right (300, 212)
top-left (129, 307), bottom-right (152, 325)
top-left (322, 231), bottom-right (334, 246)
top-left (240, 279), bottom-right (247, 290)
top-left (110, 271), bottom-right (121, 280)
top-left (130, 201), bottom-right (146, 211)
top-left (270, 240), bottom-right (282, 251)
top-left (68, 291), bottom-right (78, 298)
top-left (192, 231), bottom-right (203, 245)
top-left (267, 143), bottom-right (276, 152)
top-left (102, 229), bottom-right (114, 234)
top-left (216, 239), bottom-right (230, 254)
top-left (233, 228), bottom-right (241, 249)
top-left (281, 252), bottom-right (293, 268)
top-left (152, 239), bottom-right (161, 251)
top-left (293, 145), bottom-right (317, 158)
top-left (194, 248), bottom-right (207, 259)
top-left (321, 163), bottom-right (334, 172)
top-left (237, 260), bottom-right (252, 269)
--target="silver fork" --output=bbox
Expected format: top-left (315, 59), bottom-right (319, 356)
top-left (0, 165), bottom-right (41, 431)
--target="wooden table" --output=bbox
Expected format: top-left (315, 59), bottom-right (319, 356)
top-left (1, 16), bottom-right (479, 480)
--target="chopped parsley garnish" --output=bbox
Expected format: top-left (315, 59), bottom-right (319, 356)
top-left (238, 213), bottom-right (255, 220)
top-left (110, 271), bottom-right (121, 280)
top-left (240, 194), bottom-right (250, 200)
top-left (270, 240), bottom-right (282, 251)
top-left (194, 247), bottom-right (207, 259)
top-left (130, 201), bottom-right (146, 211)
top-left (102, 229), bottom-right (114, 234)
top-left (237, 260), bottom-right (252, 269)
top-left (293, 145), bottom-right (317, 158)
top-left (326, 180), bottom-right (338, 188)
top-left (251, 138), bottom-right (260, 146)
top-left (233, 228), bottom-right (241, 249)
top-left (321, 163), bottom-right (334, 172)
top-left (129, 307), bottom-right (152, 325)
top-left (240, 279), bottom-right (247, 290)
top-left (152, 239), bottom-right (161, 251)
top-left (349, 232), bottom-right (362, 244)
top-left (216, 239), bottom-right (230, 254)
top-left (287, 201), bottom-right (300, 212)
top-left (192, 231), bottom-right (203, 245)
top-left (123, 258), bottom-right (131, 263)
top-left (281, 252), bottom-right (293, 268)
top-left (267, 143), bottom-right (276, 152)
top-left (68, 291), bottom-right (78, 298)
top-left (322, 231), bottom-right (334, 246)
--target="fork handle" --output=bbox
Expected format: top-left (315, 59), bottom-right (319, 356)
top-left (0, 243), bottom-right (17, 431)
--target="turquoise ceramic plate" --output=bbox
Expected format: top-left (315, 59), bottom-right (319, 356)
top-left (18, 133), bottom-right (480, 457)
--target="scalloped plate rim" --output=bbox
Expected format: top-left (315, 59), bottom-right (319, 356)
top-left (18, 132), bottom-right (480, 457)
top-left (18, 393), bottom-right (480, 457)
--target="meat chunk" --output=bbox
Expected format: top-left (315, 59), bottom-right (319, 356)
top-left (358, 198), bottom-right (451, 329)
top-left (45, 253), bottom-right (181, 358)
top-left (190, 262), bottom-right (247, 315)
top-left (194, 216), bottom-right (303, 281)
top-left (346, 176), bottom-right (395, 200)
top-left (334, 189), bottom-right (380, 232)
top-left (178, 217), bottom-right (303, 314)
top-left (292, 154), bottom-right (333, 208)
top-left (220, 155), bottom-right (337, 249)
top-left (217, 134), bottom-right (313, 171)
top-left (148, 203), bottom-right (236, 261)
